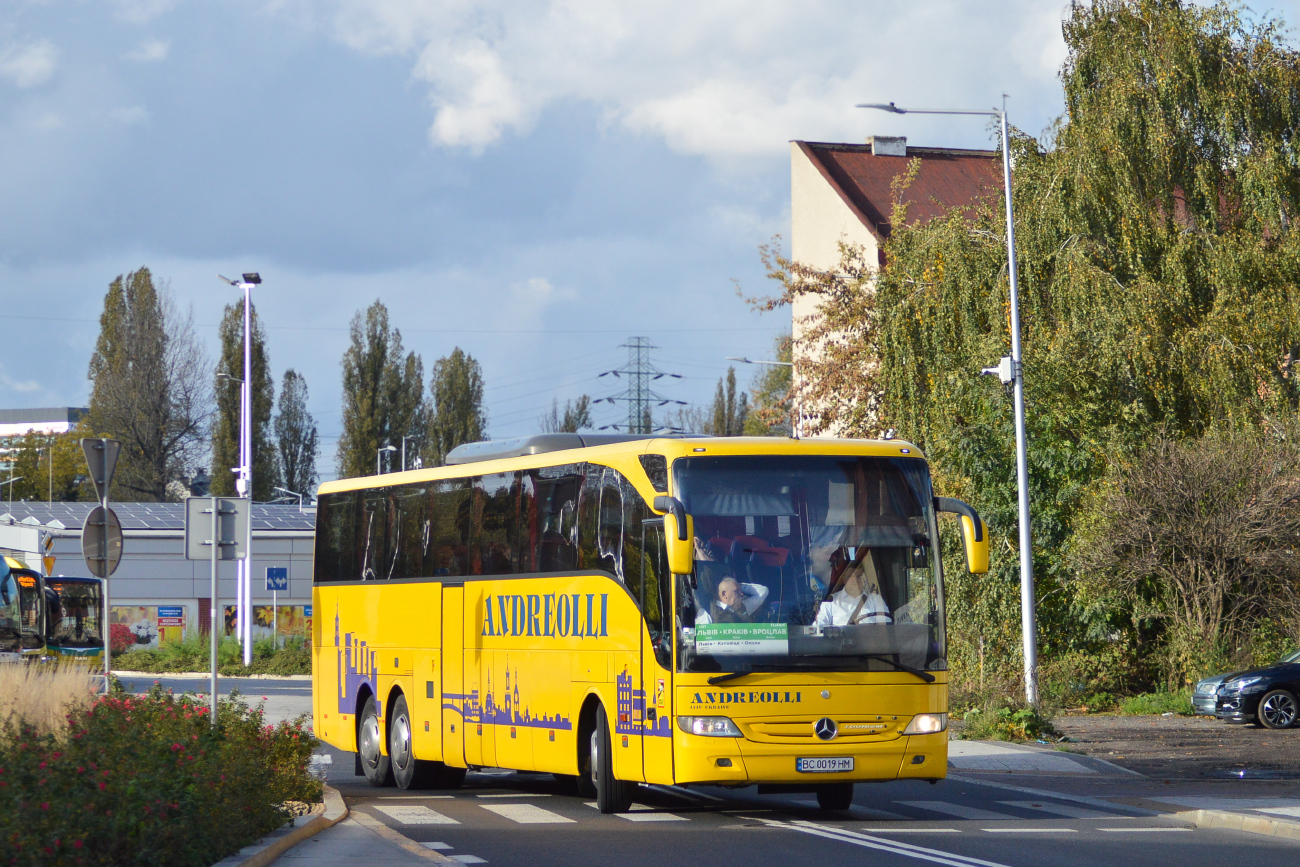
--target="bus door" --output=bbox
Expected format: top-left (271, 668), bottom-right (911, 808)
top-left (641, 519), bottom-right (674, 784)
top-left (441, 584), bottom-right (467, 768)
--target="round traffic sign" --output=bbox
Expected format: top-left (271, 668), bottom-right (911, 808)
top-left (82, 505), bottom-right (123, 578)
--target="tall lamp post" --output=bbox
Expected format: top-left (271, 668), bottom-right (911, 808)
top-left (401, 435), bottom-right (418, 473)
top-left (377, 444), bottom-right (397, 475)
top-left (858, 99), bottom-right (1038, 704)
top-left (218, 272), bottom-right (261, 667)
top-left (725, 356), bottom-right (801, 438)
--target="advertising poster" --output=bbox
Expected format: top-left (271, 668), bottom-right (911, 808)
top-left (156, 605), bottom-right (185, 645)
top-left (110, 605), bottom-right (187, 650)
top-left (224, 605), bottom-right (312, 641)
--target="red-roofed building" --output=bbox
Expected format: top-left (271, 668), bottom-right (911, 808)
top-left (790, 136), bottom-right (1000, 434)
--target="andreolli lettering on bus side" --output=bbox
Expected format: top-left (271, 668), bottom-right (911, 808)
top-left (481, 593), bottom-right (609, 639)
top-left (692, 691), bottom-right (802, 705)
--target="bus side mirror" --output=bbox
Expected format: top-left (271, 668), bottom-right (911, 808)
top-left (654, 495), bottom-right (695, 575)
top-left (934, 497), bottom-right (989, 574)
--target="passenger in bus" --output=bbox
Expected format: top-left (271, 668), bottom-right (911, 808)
top-left (695, 577), bottom-right (770, 625)
top-left (815, 553), bottom-right (891, 627)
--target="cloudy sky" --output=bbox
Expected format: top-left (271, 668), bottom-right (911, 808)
top-left (3, 0), bottom-right (1285, 481)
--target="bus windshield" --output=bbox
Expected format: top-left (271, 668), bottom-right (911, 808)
top-left (0, 573), bottom-right (21, 654)
top-left (46, 580), bottom-right (104, 649)
top-left (673, 455), bottom-right (945, 675)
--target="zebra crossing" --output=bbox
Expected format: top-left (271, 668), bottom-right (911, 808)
top-left (358, 789), bottom-right (1158, 829)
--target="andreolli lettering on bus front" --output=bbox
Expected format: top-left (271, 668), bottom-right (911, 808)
top-left (691, 691), bottom-right (802, 706)
top-left (481, 593), bottom-right (609, 639)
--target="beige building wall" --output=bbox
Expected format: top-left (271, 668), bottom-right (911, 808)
top-left (789, 142), bottom-right (879, 437)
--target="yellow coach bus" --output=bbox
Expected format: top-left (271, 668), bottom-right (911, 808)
top-left (312, 434), bottom-right (988, 812)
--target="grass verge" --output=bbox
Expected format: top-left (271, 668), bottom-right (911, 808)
top-left (1118, 689), bottom-right (1194, 716)
top-left (115, 634), bottom-right (311, 676)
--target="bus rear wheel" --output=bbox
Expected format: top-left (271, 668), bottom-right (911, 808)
top-left (591, 708), bottom-right (635, 813)
top-left (359, 696), bottom-right (394, 787)
top-left (816, 783), bottom-right (855, 812)
top-left (389, 694), bottom-right (467, 790)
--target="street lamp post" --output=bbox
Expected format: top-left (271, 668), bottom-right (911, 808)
top-left (218, 272), bottom-right (262, 667)
top-left (725, 356), bottom-right (801, 438)
top-left (401, 435), bottom-right (418, 473)
top-left (858, 99), bottom-right (1039, 704)
top-left (377, 445), bottom-right (397, 475)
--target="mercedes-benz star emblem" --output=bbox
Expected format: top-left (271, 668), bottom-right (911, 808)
top-left (814, 717), bottom-right (838, 741)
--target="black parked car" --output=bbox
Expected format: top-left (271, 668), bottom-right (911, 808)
top-left (1211, 650), bottom-right (1300, 729)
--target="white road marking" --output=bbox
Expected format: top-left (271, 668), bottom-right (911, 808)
top-left (450, 857), bottom-right (487, 864)
top-left (481, 804), bottom-right (575, 824)
top-left (376, 795), bottom-right (455, 799)
top-left (373, 805), bottom-right (460, 825)
top-left (981, 828), bottom-right (1077, 833)
top-left (1256, 806), bottom-right (1300, 818)
top-left (1097, 827), bottom-right (1193, 833)
top-left (769, 819), bottom-right (1015, 867)
top-left (896, 801), bottom-right (1013, 821)
top-left (618, 812), bottom-right (688, 822)
top-left (867, 828), bottom-right (961, 834)
top-left (476, 792), bottom-right (552, 798)
top-left (423, 842), bottom-right (454, 850)
top-left (998, 800), bottom-right (1113, 819)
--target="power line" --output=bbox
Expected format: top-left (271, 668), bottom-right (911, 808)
top-left (592, 337), bottom-right (686, 434)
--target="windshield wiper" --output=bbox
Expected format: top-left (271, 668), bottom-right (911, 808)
top-left (706, 665), bottom-right (793, 685)
top-left (860, 654), bottom-right (935, 683)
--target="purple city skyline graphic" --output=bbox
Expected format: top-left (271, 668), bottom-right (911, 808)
top-left (616, 665), bottom-right (672, 739)
top-left (335, 606), bottom-right (379, 715)
top-left (445, 661), bottom-right (572, 730)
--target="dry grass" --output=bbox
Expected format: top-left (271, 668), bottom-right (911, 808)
top-left (0, 664), bottom-right (98, 738)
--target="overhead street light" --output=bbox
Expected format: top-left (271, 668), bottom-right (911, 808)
top-left (727, 356), bottom-right (801, 439)
top-left (377, 444), bottom-right (397, 475)
top-left (217, 271), bottom-right (262, 667)
top-left (860, 97), bottom-right (1039, 704)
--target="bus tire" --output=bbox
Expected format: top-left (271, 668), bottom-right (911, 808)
top-left (816, 783), bottom-right (854, 812)
top-left (389, 694), bottom-right (430, 790)
top-left (359, 695), bottom-right (394, 788)
top-left (592, 708), bottom-right (635, 814)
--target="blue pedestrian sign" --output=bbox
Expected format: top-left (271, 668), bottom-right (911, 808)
top-left (265, 567), bottom-right (288, 592)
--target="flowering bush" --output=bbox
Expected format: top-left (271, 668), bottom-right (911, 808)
top-left (0, 684), bottom-right (320, 866)
top-left (108, 623), bottom-right (135, 655)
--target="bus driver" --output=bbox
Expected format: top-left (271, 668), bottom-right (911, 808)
top-left (815, 553), bottom-right (891, 627)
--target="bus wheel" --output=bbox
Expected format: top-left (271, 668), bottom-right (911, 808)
top-left (592, 708), bottom-right (635, 814)
top-left (389, 694), bottom-right (428, 790)
top-left (816, 783), bottom-right (854, 812)
top-left (359, 695), bottom-right (394, 787)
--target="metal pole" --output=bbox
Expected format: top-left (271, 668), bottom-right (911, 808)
top-left (242, 286), bottom-right (253, 666)
top-left (47, 446), bottom-right (52, 503)
top-left (100, 439), bottom-right (111, 694)
top-left (273, 588), bottom-right (277, 648)
top-left (1001, 109), bottom-right (1038, 705)
top-left (209, 499), bottom-right (219, 728)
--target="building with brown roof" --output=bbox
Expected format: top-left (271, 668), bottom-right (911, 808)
top-left (790, 136), bottom-right (1000, 435)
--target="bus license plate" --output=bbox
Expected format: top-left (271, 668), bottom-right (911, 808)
top-left (797, 757), bottom-right (853, 773)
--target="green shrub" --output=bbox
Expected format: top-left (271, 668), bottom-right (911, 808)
top-left (958, 701), bottom-right (1060, 742)
top-left (115, 635), bottom-right (311, 676)
top-left (0, 684), bottom-right (320, 866)
top-left (1118, 689), bottom-right (1193, 716)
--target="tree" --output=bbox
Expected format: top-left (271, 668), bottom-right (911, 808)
top-left (428, 347), bottom-right (487, 464)
top-left (86, 268), bottom-right (211, 502)
top-left (540, 395), bottom-right (592, 433)
top-left (758, 0), bottom-right (1300, 694)
top-left (1081, 431), bottom-right (1300, 686)
top-left (210, 299), bottom-right (277, 500)
top-left (337, 301), bottom-right (428, 479)
top-left (743, 334), bottom-right (794, 436)
top-left (275, 369), bottom-right (319, 498)
top-left (2, 428), bottom-right (90, 502)
top-left (710, 367), bottom-right (749, 436)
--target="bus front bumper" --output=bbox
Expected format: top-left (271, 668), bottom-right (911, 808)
top-left (673, 730), bottom-right (947, 785)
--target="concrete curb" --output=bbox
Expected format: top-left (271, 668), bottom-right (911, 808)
top-left (219, 786), bottom-right (349, 867)
top-left (350, 809), bottom-right (460, 864)
top-left (1176, 808), bottom-right (1300, 841)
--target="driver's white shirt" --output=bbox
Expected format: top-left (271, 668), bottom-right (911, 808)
top-left (815, 589), bottom-right (891, 627)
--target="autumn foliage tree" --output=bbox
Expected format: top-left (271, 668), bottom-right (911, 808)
top-left (760, 0), bottom-right (1300, 692)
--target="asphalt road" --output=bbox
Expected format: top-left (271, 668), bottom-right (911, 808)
top-left (116, 672), bottom-right (312, 725)
top-left (320, 757), bottom-right (1298, 867)
top-left (127, 678), bottom-right (1297, 866)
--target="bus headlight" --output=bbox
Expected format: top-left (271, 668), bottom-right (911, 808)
top-left (902, 713), bottom-right (947, 735)
top-left (677, 716), bottom-right (743, 737)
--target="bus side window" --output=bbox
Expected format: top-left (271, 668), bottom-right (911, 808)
top-left (430, 479), bottom-right (470, 577)
top-left (314, 490), bottom-right (358, 583)
top-left (535, 467), bottom-right (581, 572)
top-left (474, 472), bottom-right (518, 575)
top-left (641, 520), bottom-right (672, 669)
top-left (598, 469), bottom-right (625, 581)
top-left (361, 491), bottom-right (388, 581)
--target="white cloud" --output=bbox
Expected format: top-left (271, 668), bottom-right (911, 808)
top-left (113, 0), bottom-right (178, 25)
top-left (0, 39), bottom-right (59, 88)
top-left (125, 39), bottom-right (170, 62)
top-left (302, 1), bottom-right (1072, 158)
top-left (0, 366), bottom-right (42, 394)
